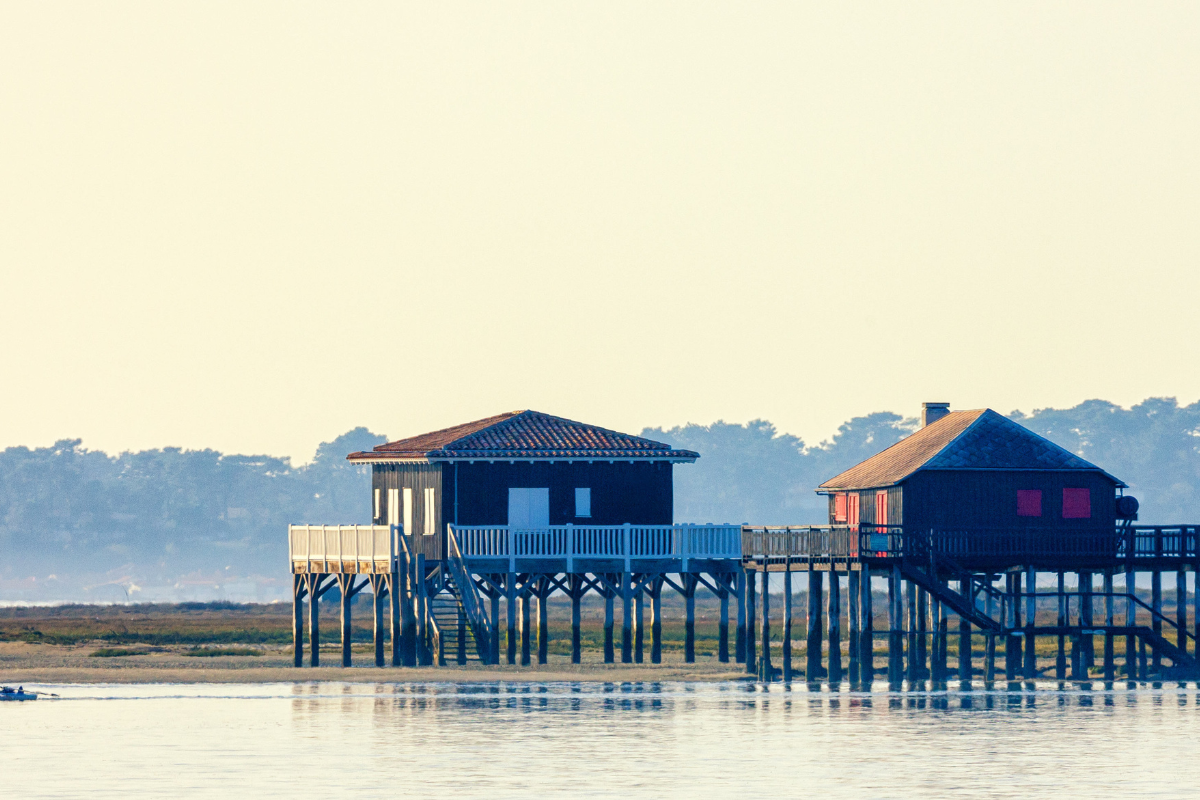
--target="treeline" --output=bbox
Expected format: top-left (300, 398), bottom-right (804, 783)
top-left (3, 398), bottom-right (1199, 598)
top-left (0, 428), bottom-right (384, 588)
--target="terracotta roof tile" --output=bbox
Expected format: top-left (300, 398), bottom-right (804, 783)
top-left (818, 409), bottom-right (1122, 490)
top-left (347, 410), bottom-right (699, 461)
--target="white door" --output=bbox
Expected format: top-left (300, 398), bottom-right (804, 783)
top-left (508, 488), bottom-right (550, 528)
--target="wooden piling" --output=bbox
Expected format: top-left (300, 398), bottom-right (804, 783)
top-left (338, 574), bottom-right (354, 668)
top-left (390, 570), bottom-right (402, 667)
top-left (983, 633), bottom-right (996, 686)
top-left (887, 566), bottom-right (902, 689)
top-left (457, 603), bottom-right (468, 666)
top-left (604, 584), bottom-right (615, 664)
top-left (828, 570), bottom-right (842, 688)
top-left (400, 551), bottom-right (416, 667)
top-left (1125, 568), bottom-right (1136, 681)
top-left (621, 572), bottom-right (633, 664)
top-left (520, 593), bottom-right (531, 666)
top-left (1024, 566), bottom-right (1036, 683)
top-left (537, 580), bottom-right (549, 665)
top-left (1004, 573), bottom-right (1017, 683)
top-left (1152, 570), bottom-right (1163, 673)
top-left (719, 580), bottom-right (730, 663)
top-left (651, 579), bottom-right (663, 665)
top-left (1056, 571), bottom-right (1067, 681)
top-left (416, 554), bottom-right (428, 666)
top-left (293, 575), bottom-right (305, 668)
top-left (571, 575), bottom-right (582, 665)
top-left (308, 574), bottom-right (322, 668)
top-left (807, 570), bottom-right (824, 683)
top-left (847, 569), bottom-right (860, 687)
top-left (1176, 570), bottom-right (1188, 655)
top-left (1080, 570), bottom-right (1093, 669)
top-left (684, 575), bottom-right (696, 663)
top-left (506, 572), bottom-right (517, 665)
top-left (373, 577), bottom-right (387, 668)
top-left (489, 590), bottom-right (500, 666)
top-left (760, 569), bottom-right (772, 680)
top-left (861, 568), bottom-right (874, 688)
top-left (746, 567), bottom-right (757, 675)
top-left (958, 577), bottom-right (971, 687)
top-left (930, 599), bottom-right (944, 686)
top-left (783, 566), bottom-right (793, 682)
top-left (634, 584), bottom-right (645, 664)
top-left (1103, 570), bottom-right (1115, 682)
top-left (735, 570), bottom-right (747, 664)
top-left (906, 578), bottom-right (918, 687)
top-left (915, 587), bottom-right (927, 682)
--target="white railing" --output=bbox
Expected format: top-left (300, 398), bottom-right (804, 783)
top-left (288, 525), bottom-right (395, 572)
top-left (449, 523), bottom-right (741, 570)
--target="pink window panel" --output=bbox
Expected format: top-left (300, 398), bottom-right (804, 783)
top-left (876, 490), bottom-right (888, 527)
top-left (1017, 490), bottom-right (1042, 517)
top-left (834, 493), bottom-right (847, 523)
top-left (1062, 488), bottom-right (1091, 519)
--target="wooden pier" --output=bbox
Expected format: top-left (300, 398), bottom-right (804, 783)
top-left (287, 521), bottom-right (1200, 687)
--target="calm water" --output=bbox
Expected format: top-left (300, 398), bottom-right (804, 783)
top-left (5, 681), bottom-right (1200, 798)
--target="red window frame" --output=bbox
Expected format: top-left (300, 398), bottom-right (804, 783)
top-left (1063, 488), bottom-right (1091, 519)
top-left (847, 493), bottom-right (860, 529)
top-left (1017, 490), bottom-right (1042, 517)
top-left (875, 490), bottom-right (888, 527)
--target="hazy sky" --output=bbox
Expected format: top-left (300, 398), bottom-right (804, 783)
top-left (3, 3), bottom-right (1198, 462)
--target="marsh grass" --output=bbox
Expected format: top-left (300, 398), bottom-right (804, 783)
top-left (183, 647), bottom-right (262, 657)
top-left (89, 647), bottom-right (150, 658)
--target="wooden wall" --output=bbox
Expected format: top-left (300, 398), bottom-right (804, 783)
top-left (901, 469), bottom-right (1117, 532)
top-left (372, 463), bottom-right (446, 561)
top-left (453, 460), bottom-right (673, 527)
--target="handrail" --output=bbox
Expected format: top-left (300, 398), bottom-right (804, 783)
top-left (446, 527), bottom-right (494, 662)
top-left (450, 523), bottom-right (742, 562)
top-left (427, 615), bottom-right (445, 667)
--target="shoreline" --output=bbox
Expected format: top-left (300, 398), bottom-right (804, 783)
top-left (1, 642), bottom-right (751, 685)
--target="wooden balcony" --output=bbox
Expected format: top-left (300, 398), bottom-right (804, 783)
top-left (288, 525), bottom-right (396, 574)
top-left (450, 523), bottom-right (742, 572)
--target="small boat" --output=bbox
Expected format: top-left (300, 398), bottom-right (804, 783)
top-left (1, 685), bottom-right (38, 701)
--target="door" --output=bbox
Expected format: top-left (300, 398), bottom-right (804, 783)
top-left (508, 488), bottom-right (550, 528)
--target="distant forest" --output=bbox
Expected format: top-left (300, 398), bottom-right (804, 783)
top-left (2, 399), bottom-right (1199, 601)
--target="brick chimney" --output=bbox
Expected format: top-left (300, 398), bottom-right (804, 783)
top-left (922, 402), bottom-right (950, 427)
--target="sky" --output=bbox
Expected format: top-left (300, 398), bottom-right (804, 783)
top-left (2, 2), bottom-right (1198, 462)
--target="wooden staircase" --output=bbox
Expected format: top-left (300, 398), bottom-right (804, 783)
top-left (430, 588), bottom-right (479, 665)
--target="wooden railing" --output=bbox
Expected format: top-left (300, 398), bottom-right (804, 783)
top-left (739, 524), bottom-right (1200, 565)
top-left (449, 523), bottom-right (742, 570)
top-left (288, 525), bottom-right (395, 573)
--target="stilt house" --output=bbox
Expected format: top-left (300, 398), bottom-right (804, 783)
top-left (347, 410), bottom-right (699, 561)
top-left (818, 403), bottom-right (1132, 550)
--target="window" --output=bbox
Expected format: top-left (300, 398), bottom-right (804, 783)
top-left (1017, 490), bottom-right (1042, 517)
top-left (833, 493), bottom-right (847, 523)
top-left (387, 488), bottom-right (400, 526)
top-left (374, 488), bottom-right (381, 522)
top-left (403, 488), bottom-right (413, 535)
top-left (424, 487), bottom-right (437, 534)
top-left (847, 493), bottom-right (860, 529)
top-left (1063, 488), bottom-right (1091, 519)
top-left (575, 487), bottom-right (592, 518)
top-left (875, 490), bottom-right (888, 527)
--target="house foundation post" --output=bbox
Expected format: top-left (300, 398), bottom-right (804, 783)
top-left (807, 570), bottom-right (824, 684)
top-left (828, 570), bottom-right (842, 688)
top-left (782, 565), bottom-right (793, 683)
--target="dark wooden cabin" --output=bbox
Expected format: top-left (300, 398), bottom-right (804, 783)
top-left (818, 403), bottom-right (1129, 565)
top-left (347, 410), bottom-right (699, 561)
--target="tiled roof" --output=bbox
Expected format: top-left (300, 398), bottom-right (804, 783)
top-left (347, 410), bottom-right (699, 462)
top-left (819, 409), bottom-right (1123, 490)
